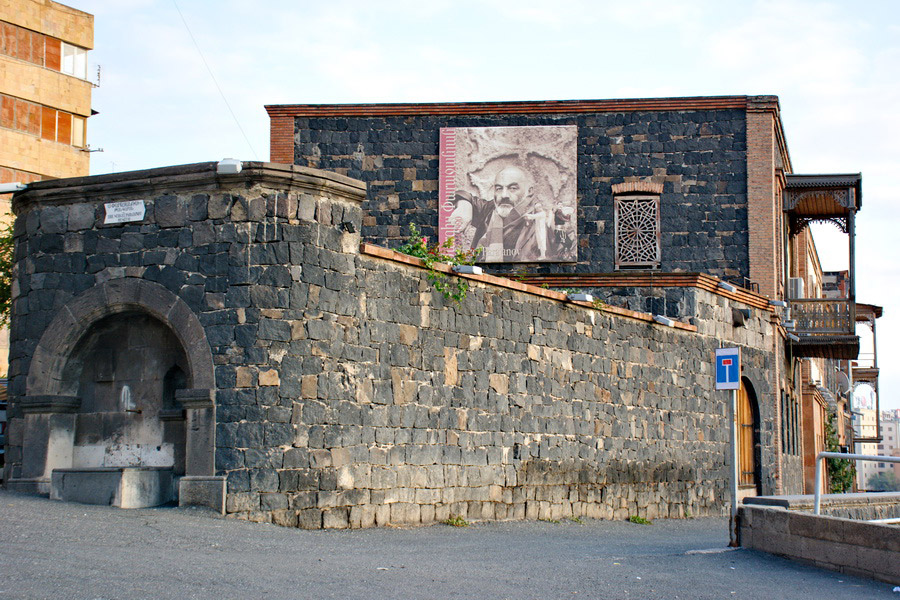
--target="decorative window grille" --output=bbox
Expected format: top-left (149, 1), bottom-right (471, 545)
top-left (614, 194), bottom-right (660, 269)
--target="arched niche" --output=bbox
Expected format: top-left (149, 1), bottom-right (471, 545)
top-left (19, 279), bottom-right (217, 494)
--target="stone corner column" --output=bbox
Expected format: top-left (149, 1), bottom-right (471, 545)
top-left (175, 388), bottom-right (216, 477)
top-left (12, 395), bottom-right (80, 495)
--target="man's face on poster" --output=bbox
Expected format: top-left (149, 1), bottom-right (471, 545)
top-left (494, 166), bottom-right (531, 218)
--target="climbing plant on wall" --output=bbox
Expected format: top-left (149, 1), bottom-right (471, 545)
top-left (0, 223), bottom-right (13, 328)
top-left (397, 224), bottom-right (480, 303)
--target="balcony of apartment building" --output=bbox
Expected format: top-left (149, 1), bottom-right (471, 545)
top-left (783, 174), bottom-right (861, 360)
top-left (851, 302), bottom-right (882, 445)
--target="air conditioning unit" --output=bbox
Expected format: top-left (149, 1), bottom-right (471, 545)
top-left (788, 277), bottom-right (805, 300)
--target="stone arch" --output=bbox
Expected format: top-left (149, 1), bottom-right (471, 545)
top-left (19, 279), bottom-right (217, 496)
top-left (27, 278), bottom-right (214, 397)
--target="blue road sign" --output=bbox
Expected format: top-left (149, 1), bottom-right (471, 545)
top-left (715, 347), bottom-right (741, 390)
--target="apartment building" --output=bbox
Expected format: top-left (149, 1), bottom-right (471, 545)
top-left (0, 0), bottom-right (93, 371)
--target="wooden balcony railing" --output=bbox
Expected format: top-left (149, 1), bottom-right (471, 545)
top-left (790, 299), bottom-right (854, 335)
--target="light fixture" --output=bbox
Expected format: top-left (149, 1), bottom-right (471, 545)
top-left (567, 292), bottom-right (594, 302)
top-left (340, 221), bottom-right (356, 233)
top-left (0, 182), bottom-right (27, 194)
top-left (452, 265), bottom-right (483, 275)
top-left (217, 158), bottom-right (242, 174)
top-left (717, 281), bottom-right (736, 292)
top-left (653, 315), bottom-right (675, 327)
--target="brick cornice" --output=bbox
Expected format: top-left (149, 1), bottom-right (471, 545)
top-left (266, 95), bottom-right (758, 118)
top-left (520, 272), bottom-right (774, 311)
top-left (611, 181), bottom-right (665, 195)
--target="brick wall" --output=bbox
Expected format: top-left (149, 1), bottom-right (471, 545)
top-left (745, 106), bottom-right (779, 298)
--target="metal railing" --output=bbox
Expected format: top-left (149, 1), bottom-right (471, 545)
top-left (790, 299), bottom-right (853, 335)
top-left (813, 451), bottom-right (900, 514)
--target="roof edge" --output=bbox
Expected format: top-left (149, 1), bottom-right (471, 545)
top-left (265, 95), bottom-right (765, 118)
top-left (11, 161), bottom-right (366, 213)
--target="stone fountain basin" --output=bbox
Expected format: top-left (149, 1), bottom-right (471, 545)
top-left (50, 466), bottom-right (175, 509)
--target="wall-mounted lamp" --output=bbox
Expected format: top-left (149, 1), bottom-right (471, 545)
top-left (217, 158), bottom-right (242, 174)
top-left (340, 221), bottom-right (356, 233)
top-left (452, 265), bottom-right (483, 275)
top-left (567, 292), bottom-right (594, 302)
top-left (717, 281), bottom-right (736, 292)
top-left (653, 315), bottom-right (676, 327)
top-left (0, 182), bottom-right (27, 194)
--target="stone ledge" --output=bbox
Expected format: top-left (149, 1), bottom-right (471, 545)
top-left (20, 395), bottom-right (80, 414)
top-left (176, 388), bottom-right (215, 409)
top-left (738, 505), bottom-right (900, 585)
top-left (11, 161), bottom-right (367, 212)
top-left (50, 467), bottom-right (175, 509)
top-left (745, 491), bottom-right (900, 509)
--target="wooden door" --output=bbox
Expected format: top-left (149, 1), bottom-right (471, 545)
top-left (737, 382), bottom-right (757, 488)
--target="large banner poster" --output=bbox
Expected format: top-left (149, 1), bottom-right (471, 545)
top-left (438, 125), bottom-right (578, 263)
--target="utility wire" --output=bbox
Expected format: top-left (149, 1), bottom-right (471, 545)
top-left (172, 0), bottom-right (259, 159)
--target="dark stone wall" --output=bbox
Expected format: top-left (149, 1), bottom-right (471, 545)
top-left (7, 163), bottom-right (791, 528)
top-left (294, 109), bottom-right (749, 279)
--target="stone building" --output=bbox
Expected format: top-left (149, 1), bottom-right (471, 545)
top-left (6, 161), bottom-right (780, 524)
top-left (2, 95), bottom-right (875, 526)
top-left (0, 0), bottom-right (94, 370)
top-left (267, 96), bottom-right (871, 498)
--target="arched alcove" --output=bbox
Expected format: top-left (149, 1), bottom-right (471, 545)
top-left (62, 311), bottom-right (189, 473)
top-left (18, 279), bottom-right (218, 508)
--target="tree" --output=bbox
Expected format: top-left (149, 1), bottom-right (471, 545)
top-left (0, 223), bottom-right (12, 328)
top-left (867, 471), bottom-right (900, 492)
top-left (824, 411), bottom-right (855, 493)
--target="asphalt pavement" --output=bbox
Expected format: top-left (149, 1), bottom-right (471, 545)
top-left (0, 489), bottom-right (896, 599)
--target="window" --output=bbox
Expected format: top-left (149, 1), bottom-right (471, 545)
top-left (72, 115), bottom-right (85, 147)
top-left (61, 42), bottom-right (88, 79)
top-left (780, 393), bottom-right (801, 457)
top-left (614, 195), bottom-right (660, 269)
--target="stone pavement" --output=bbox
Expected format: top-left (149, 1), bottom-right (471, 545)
top-left (0, 490), bottom-right (896, 599)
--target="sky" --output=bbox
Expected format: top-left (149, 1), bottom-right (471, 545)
top-left (72, 0), bottom-right (900, 410)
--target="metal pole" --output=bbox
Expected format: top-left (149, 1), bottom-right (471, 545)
top-left (812, 451), bottom-right (900, 515)
top-left (814, 454), bottom-right (823, 515)
top-left (730, 388), bottom-right (739, 546)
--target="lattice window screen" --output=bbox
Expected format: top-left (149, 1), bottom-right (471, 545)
top-left (615, 195), bottom-right (660, 268)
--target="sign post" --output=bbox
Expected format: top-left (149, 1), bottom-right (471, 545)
top-left (715, 347), bottom-right (741, 547)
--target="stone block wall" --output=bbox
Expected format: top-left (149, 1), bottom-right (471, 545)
top-left (8, 162), bottom-right (780, 527)
top-left (738, 505), bottom-right (900, 585)
top-left (291, 109), bottom-right (749, 279)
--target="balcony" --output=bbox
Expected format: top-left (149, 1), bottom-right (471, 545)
top-left (788, 298), bottom-right (858, 359)
top-left (784, 174), bottom-right (861, 360)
